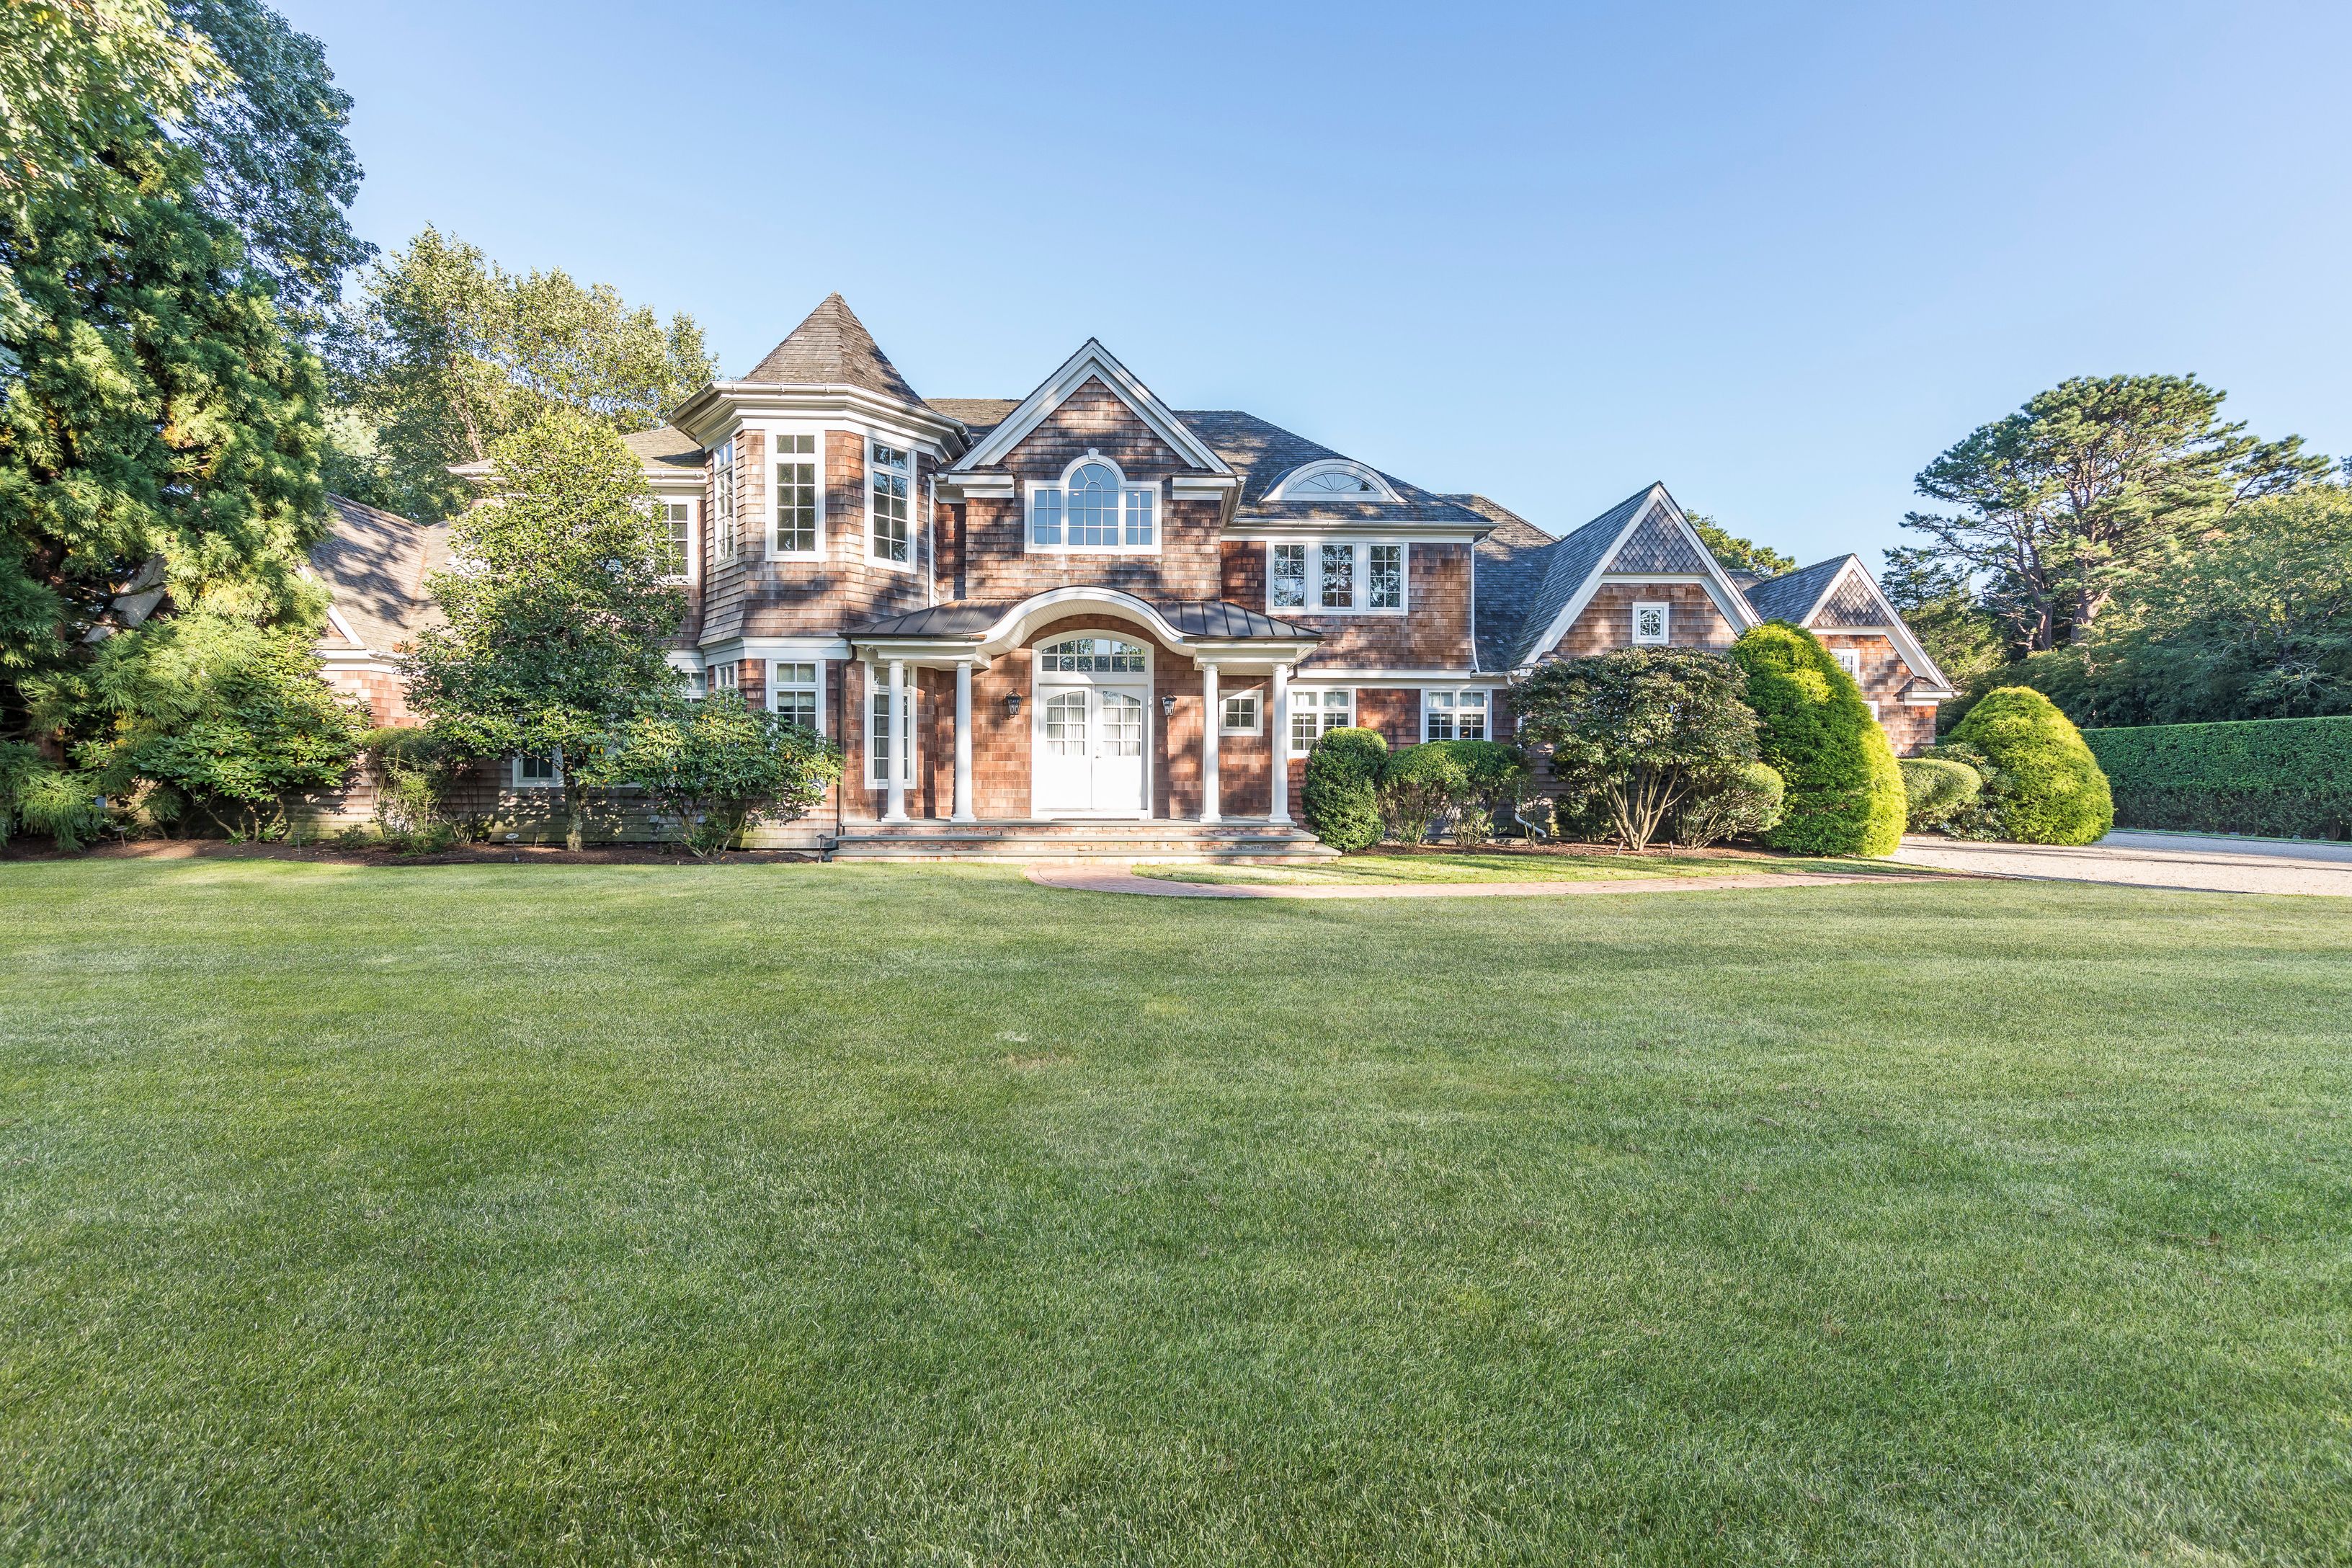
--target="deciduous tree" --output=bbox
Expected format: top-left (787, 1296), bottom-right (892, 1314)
top-left (1513, 647), bottom-right (1760, 852)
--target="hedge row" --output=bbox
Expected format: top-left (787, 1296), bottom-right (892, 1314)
top-left (2082, 716), bottom-right (2352, 840)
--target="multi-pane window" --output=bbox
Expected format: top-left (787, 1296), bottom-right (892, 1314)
top-left (1027, 459), bottom-right (1157, 550)
top-left (656, 501), bottom-right (692, 577)
top-left (770, 662), bottom-right (820, 730)
top-left (1288, 688), bottom-right (1354, 754)
top-left (1097, 692), bottom-right (1145, 756)
top-left (710, 662), bottom-right (738, 695)
top-left (513, 750), bottom-right (560, 788)
top-left (1631, 601), bottom-right (1669, 643)
top-left (1270, 544), bottom-right (1308, 608)
top-left (1038, 636), bottom-right (1146, 672)
top-left (1423, 689), bottom-right (1489, 741)
top-left (1830, 647), bottom-right (1861, 680)
top-left (772, 434), bottom-right (818, 556)
top-left (713, 439), bottom-right (736, 561)
top-left (868, 688), bottom-right (916, 783)
top-left (1221, 689), bottom-right (1261, 734)
top-left (870, 441), bottom-right (910, 564)
top-left (1266, 541), bottom-right (1408, 613)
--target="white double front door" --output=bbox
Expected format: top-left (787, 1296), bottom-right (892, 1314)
top-left (1033, 636), bottom-right (1150, 818)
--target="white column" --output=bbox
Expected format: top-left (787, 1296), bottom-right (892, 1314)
top-left (884, 659), bottom-right (909, 822)
top-left (1269, 662), bottom-right (1293, 825)
top-left (1199, 663), bottom-right (1221, 824)
top-left (952, 660), bottom-right (976, 823)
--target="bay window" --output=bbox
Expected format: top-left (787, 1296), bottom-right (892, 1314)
top-left (870, 440), bottom-right (910, 565)
top-left (772, 433), bottom-right (819, 556)
top-left (713, 438), bottom-right (737, 561)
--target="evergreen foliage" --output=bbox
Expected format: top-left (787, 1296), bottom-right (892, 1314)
top-left (1376, 743), bottom-right (1471, 847)
top-left (2080, 716), bottom-right (2352, 841)
top-left (1946, 687), bottom-right (2113, 845)
top-left (593, 694), bottom-right (842, 858)
top-left (1898, 757), bottom-right (1982, 832)
top-left (1301, 726), bottom-right (1386, 852)
top-left (1670, 761), bottom-right (1786, 848)
top-left (1513, 647), bottom-right (1759, 852)
top-left (1730, 623), bottom-right (1905, 857)
top-left (1683, 512), bottom-right (1795, 576)
top-left (404, 409), bottom-right (685, 850)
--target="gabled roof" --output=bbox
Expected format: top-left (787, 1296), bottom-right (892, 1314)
top-left (926, 398), bottom-right (1018, 439)
top-left (1496, 486), bottom-right (1658, 669)
top-left (1456, 495), bottom-right (1557, 672)
top-left (623, 424), bottom-right (703, 473)
top-left (308, 494), bottom-right (449, 656)
top-left (1743, 554), bottom-right (1954, 692)
top-left (953, 340), bottom-right (1234, 476)
top-left (744, 293), bottom-right (923, 404)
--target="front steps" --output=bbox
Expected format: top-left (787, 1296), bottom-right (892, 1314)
top-left (824, 819), bottom-right (1338, 863)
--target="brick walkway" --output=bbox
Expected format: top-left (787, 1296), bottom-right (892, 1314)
top-left (1023, 863), bottom-right (1944, 899)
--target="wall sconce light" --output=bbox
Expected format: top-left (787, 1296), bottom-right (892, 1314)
top-left (1004, 693), bottom-right (1023, 718)
top-left (1160, 695), bottom-right (1177, 718)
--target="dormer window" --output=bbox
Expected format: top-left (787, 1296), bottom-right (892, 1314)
top-left (1268, 458), bottom-right (1401, 503)
top-left (1028, 453), bottom-right (1158, 553)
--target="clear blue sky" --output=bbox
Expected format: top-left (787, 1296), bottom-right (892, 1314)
top-left (277, 0), bottom-right (2352, 566)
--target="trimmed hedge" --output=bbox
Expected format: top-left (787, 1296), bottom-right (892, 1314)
top-left (1898, 757), bottom-right (1981, 832)
top-left (2083, 716), bottom-right (2352, 840)
top-left (1946, 687), bottom-right (2113, 845)
top-left (1730, 623), bottom-right (1905, 857)
top-left (1301, 726), bottom-right (1387, 852)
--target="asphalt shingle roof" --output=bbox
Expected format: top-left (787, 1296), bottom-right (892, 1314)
top-left (852, 599), bottom-right (1319, 642)
top-left (745, 294), bottom-right (924, 404)
top-left (1742, 556), bottom-right (1851, 625)
top-left (623, 424), bottom-right (703, 471)
top-left (1492, 485), bottom-right (1661, 669)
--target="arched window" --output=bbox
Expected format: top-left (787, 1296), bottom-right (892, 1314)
top-left (1039, 636), bottom-right (1147, 673)
top-left (1027, 453), bottom-right (1159, 552)
top-left (1269, 458), bottom-right (1399, 503)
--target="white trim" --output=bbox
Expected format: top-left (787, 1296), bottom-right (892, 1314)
top-left (668, 381), bottom-right (963, 455)
top-left (953, 339), bottom-right (1234, 476)
top-left (1028, 633), bottom-right (1154, 822)
top-left (1286, 685), bottom-right (1356, 756)
top-left (711, 437), bottom-right (739, 564)
top-left (1631, 600), bottom-right (1670, 645)
top-left (867, 437), bottom-right (915, 571)
top-left (1797, 558), bottom-right (1955, 693)
top-left (863, 664), bottom-right (919, 793)
top-left (1519, 484), bottom-right (1762, 661)
top-left (767, 658), bottom-right (825, 734)
top-left (511, 749), bottom-right (563, 790)
top-left (850, 586), bottom-right (1319, 669)
top-left (1264, 539), bottom-right (1409, 616)
top-left (765, 429), bottom-right (824, 560)
top-left (656, 495), bottom-right (699, 583)
top-left (1265, 458), bottom-right (1402, 504)
top-left (1219, 684), bottom-right (1265, 736)
top-left (1023, 451), bottom-right (1162, 556)
top-left (1420, 686), bottom-right (1496, 742)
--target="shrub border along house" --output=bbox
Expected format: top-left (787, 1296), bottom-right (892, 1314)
top-left (2083, 715), bottom-right (2352, 841)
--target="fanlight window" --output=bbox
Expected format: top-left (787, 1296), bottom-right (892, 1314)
top-left (1039, 636), bottom-right (1146, 673)
top-left (1270, 460), bottom-right (1397, 502)
top-left (1296, 471), bottom-right (1377, 494)
top-left (1028, 455), bottom-right (1157, 551)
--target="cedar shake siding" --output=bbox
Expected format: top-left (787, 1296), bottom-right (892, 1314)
top-left (302, 297), bottom-right (1951, 837)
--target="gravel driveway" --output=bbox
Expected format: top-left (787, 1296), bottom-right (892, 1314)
top-left (1892, 830), bottom-right (2352, 896)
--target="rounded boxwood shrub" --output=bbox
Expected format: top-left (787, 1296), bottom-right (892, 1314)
top-left (1946, 686), bottom-right (2113, 845)
top-left (1898, 756), bottom-right (1981, 832)
top-left (1671, 761), bottom-right (1786, 847)
top-left (1301, 726), bottom-right (1387, 852)
top-left (1730, 623), bottom-right (1905, 857)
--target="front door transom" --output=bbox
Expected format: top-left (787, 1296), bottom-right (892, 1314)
top-left (1034, 636), bottom-right (1149, 817)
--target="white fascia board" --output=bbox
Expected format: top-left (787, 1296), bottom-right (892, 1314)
top-left (1514, 486), bottom-right (1669, 662)
top-left (936, 476), bottom-right (1016, 500)
top-left (954, 339), bottom-right (1232, 476)
top-left (845, 638), bottom-right (994, 667)
top-left (318, 646), bottom-right (397, 671)
top-left (1226, 522), bottom-right (1487, 543)
top-left (1807, 558), bottom-right (1952, 691)
top-left (1650, 493), bottom-right (1763, 631)
top-left (645, 469), bottom-right (704, 491)
top-left (1291, 666), bottom-right (1500, 682)
top-left (1169, 475), bottom-right (1239, 495)
top-left (668, 383), bottom-right (963, 455)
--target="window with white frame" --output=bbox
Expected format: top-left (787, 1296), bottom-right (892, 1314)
top-left (869, 440), bottom-right (911, 565)
top-left (772, 434), bottom-right (819, 556)
top-left (1830, 647), bottom-right (1861, 680)
top-left (1221, 687), bottom-right (1262, 735)
top-left (512, 749), bottom-right (561, 788)
top-left (710, 662), bottom-right (738, 695)
top-left (868, 687), bottom-right (917, 783)
top-left (1288, 688), bottom-right (1355, 753)
top-left (1027, 454), bottom-right (1157, 551)
top-left (656, 499), bottom-right (693, 578)
top-left (770, 661), bottom-right (821, 730)
top-left (1266, 541), bottom-right (1406, 613)
top-left (1422, 688), bottom-right (1489, 741)
top-left (1268, 459), bottom-right (1398, 501)
top-left (1631, 600), bottom-right (1669, 644)
top-left (713, 439), bottom-right (737, 561)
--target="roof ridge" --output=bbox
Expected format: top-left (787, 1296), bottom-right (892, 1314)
top-left (744, 294), bottom-right (922, 404)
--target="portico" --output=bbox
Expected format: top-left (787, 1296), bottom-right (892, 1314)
top-left (849, 588), bottom-right (1317, 827)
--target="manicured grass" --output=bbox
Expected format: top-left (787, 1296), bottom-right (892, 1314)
top-left (1, 858), bottom-right (2348, 1564)
top-left (1133, 847), bottom-right (1934, 886)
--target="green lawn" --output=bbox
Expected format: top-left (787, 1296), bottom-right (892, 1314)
top-left (1133, 847), bottom-right (1938, 886)
top-left (1, 859), bottom-right (2347, 1565)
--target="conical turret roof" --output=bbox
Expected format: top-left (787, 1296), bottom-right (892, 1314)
top-left (744, 293), bottom-right (922, 404)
